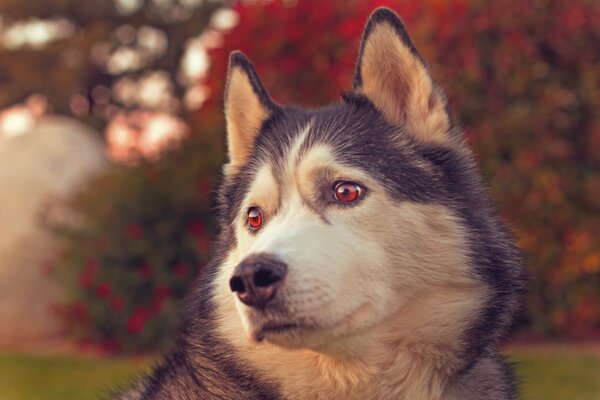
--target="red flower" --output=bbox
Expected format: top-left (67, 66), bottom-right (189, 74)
top-left (127, 307), bottom-right (150, 334)
top-left (95, 282), bottom-right (112, 299)
top-left (188, 220), bottom-right (205, 237)
top-left (197, 237), bottom-right (211, 252)
top-left (172, 263), bottom-right (189, 279)
top-left (138, 262), bottom-right (153, 279)
top-left (197, 178), bottom-right (212, 194)
top-left (110, 296), bottom-right (125, 312)
top-left (127, 223), bottom-right (143, 240)
top-left (79, 272), bottom-right (93, 288)
top-left (79, 259), bottom-right (99, 288)
top-left (99, 337), bottom-right (121, 353)
top-left (155, 284), bottom-right (171, 299)
top-left (150, 298), bottom-right (164, 315)
top-left (71, 301), bottom-right (87, 319)
top-left (95, 236), bottom-right (109, 251)
top-left (150, 285), bottom-right (171, 315)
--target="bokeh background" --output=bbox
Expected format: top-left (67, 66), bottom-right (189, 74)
top-left (1, 0), bottom-right (599, 399)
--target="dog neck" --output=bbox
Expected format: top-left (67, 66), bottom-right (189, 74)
top-left (212, 283), bottom-right (482, 400)
top-left (275, 331), bottom-right (455, 400)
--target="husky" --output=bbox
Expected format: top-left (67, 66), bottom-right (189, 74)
top-left (119, 7), bottom-right (526, 400)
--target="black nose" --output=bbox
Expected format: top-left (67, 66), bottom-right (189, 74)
top-left (229, 253), bottom-right (288, 308)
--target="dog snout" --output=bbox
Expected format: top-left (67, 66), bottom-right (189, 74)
top-left (229, 253), bottom-right (288, 308)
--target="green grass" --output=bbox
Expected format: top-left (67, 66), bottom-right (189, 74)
top-left (0, 353), bottom-right (152, 400)
top-left (509, 350), bottom-right (600, 400)
top-left (0, 349), bottom-right (599, 399)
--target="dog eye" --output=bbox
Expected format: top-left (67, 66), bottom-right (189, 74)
top-left (247, 207), bottom-right (264, 231)
top-left (333, 181), bottom-right (363, 204)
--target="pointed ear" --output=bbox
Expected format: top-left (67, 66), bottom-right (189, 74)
top-left (353, 8), bottom-right (452, 145)
top-left (224, 51), bottom-right (277, 173)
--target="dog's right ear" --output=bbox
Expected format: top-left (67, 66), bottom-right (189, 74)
top-left (353, 8), bottom-right (452, 146)
top-left (224, 51), bottom-right (277, 174)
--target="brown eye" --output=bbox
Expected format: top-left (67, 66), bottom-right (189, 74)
top-left (333, 181), bottom-right (362, 204)
top-left (247, 207), bottom-right (263, 230)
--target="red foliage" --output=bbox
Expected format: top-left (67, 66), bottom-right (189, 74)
top-left (71, 301), bottom-right (87, 320)
top-left (126, 223), bottom-right (143, 240)
top-left (197, 237), bottom-right (211, 252)
top-left (127, 307), bottom-right (151, 335)
top-left (155, 284), bottom-right (171, 299)
top-left (196, 178), bottom-right (213, 194)
top-left (150, 284), bottom-right (171, 315)
top-left (188, 220), bottom-right (206, 237)
top-left (137, 262), bottom-right (153, 279)
top-left (78, 259), bottom-right (99, 288)
top-left (99, 337), bottom-right (122, 353)
top-left (95, 282), bottom-right (112, 299)
top-left (110, 296), bottom-right (125, 312)
top-left (172, 263), bottom-right (190, 279)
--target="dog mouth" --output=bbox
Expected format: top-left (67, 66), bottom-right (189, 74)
top-left (253, 321), bottom-right (311, 341)
top-left (248, 302), bottom-right (373, 343)
top-left (261, 322), bottom-right (299, 334)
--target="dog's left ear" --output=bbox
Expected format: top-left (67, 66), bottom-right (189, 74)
top-left (224, 51), bottom-right (278, 174)
top-left (353, 8), bottom-right (452, 145)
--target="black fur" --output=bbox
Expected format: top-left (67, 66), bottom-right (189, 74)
top-left (226, 51), bottom-right (279, 112)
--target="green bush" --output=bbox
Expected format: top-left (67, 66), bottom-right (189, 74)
top-left (51, 135), bottom-right (222, 352)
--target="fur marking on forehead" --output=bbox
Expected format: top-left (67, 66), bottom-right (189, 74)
top-left (243, 121), bottom-right (313, 213)
top-left (245, 163), bottom-right (279, 213)
top-left (284, 120), bottom-right (313, 175)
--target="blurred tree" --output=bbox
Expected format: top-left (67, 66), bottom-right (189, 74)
top-left (0, 0), bottom-right (223, 128)
top-left (7, 0), bottom-right (229, 353)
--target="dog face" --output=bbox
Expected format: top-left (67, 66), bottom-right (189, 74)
top-left (213, 9), bottom-right (488, 353)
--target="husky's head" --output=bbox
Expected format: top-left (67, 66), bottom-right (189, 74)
top-left (209, 8), bottom-right (523, 359)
